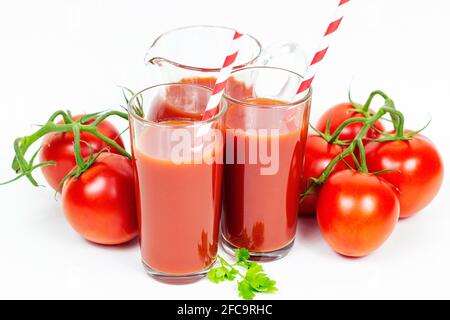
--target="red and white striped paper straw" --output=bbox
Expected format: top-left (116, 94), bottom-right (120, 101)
top-left (202, 30), bottom-right (243, 120)
top-left (296, 0), bottom-right (351, 97)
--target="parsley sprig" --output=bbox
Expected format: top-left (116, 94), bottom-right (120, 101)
top-left (208, 248), bottom-right (277, 300)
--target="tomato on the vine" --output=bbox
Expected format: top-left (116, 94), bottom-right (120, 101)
top-left (299, 135), bottom-right (355, 215)
top-left (40, 115), bottom-right (124, 191)
top-left (62, 153), bottom-right (138, 245)
top-left (317, 170), bottom-right (400, 257)
top-left (365, 132), bottom-right (443, 218)
top-left (316, 102), bottom-right (385, 142)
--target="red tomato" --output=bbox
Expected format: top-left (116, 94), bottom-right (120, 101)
top-left (316, 102), bottom-right (385, 142)
top-left (62, 153), bottom-right (138, 245)
top-left (299, 135), bottom-right (355, 215)
top-left (317, 170), bottom-right (400, 257)
top-left (365, 132), bottom-right (443, 218)
top-left (40, 115), bottom-right (125, 191)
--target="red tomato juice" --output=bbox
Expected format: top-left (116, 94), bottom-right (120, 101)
top-left (222, 98), bottom-right (307, 253)
top-left (133, 89), bottom-right (223, 275)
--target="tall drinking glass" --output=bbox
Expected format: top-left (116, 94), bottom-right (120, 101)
top-left (128, 83), bottom-right (226, 283)
top-left (221, 66), bottom-right (312, 261)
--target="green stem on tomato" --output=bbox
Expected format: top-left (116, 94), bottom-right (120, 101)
top-left (11, 124), bottom-right (55, 172)
top-left (362, 90), bottom-right (390, 113)
top-left (92, 110), bottom-right (129, 126)
top-left (357, 139), bottom-right (368, 173)
top-left (389, 106), bottom-right (405, 137)
top-left (48, 110), bottom-right (73, 124)
top-left (328, 117), bottom-right (366, 144)
top-left (0, 161), bottom-right (55, 186)
top-left (71, 124), bottom-right (86, 169)
top-left (303, 101), bottom-right (410, 200)
top-left (13, 138), bottom-right (39, 186)
top-left (84, 126), bottom-right (130, 158)
top-left (302, 91), bottom-right (414, 202)
top-left (328, 90), bottom-right (395, 145)
top-left (381, 97), bottom-right (407, 137)
top-left (8, 109), bottom-right (130, 187)
top-left (303, 106), bottom-right (391, 198)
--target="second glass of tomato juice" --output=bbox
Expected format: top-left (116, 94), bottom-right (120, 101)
top-left (221, 66), bottom-right (312, 261)
top-left (128, 83), bottom-right (226, 283)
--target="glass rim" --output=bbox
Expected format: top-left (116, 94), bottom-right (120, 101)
top-left (145, 25), bottom-right (262, 72)
top-left (128, 82), bottom-right (228, 128)
top-left (223, 66), bottom-right (313, 109)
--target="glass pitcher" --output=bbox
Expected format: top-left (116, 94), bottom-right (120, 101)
top-left (144, 25), bottom-right (307, 87)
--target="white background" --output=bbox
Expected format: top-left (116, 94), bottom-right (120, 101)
top-left (0, 0), bottom-right (449, 299)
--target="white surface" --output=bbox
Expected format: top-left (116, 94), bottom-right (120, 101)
top-left (0, 0), bottom-right (449, 300)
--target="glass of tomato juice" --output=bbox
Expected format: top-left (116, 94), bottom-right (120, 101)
top-left (221, 66), bottom-right (312, 261)
top-left (128, 83), bottom-right (226, 283)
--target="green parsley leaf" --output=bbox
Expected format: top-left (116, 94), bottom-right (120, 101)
top-left (208, 266), bottom-right (238, 283)
top-left (237, 260), bottom-right (257, 269)
top-left (236, 248), bottom-right (250, 262)
top-left (208, 266), bottom-right (227, 283)
top-left (246, 265), bottom-right (277, 293)
top-left (207, 248), bottom-right (277, 300)
top-left (238, 280), bottom-right (256, 300)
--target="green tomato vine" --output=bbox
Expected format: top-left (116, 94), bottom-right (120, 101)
top-left (3, 109), bottom-right (130, 188)
top-left (302, 90), bottom-right (429, 200)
